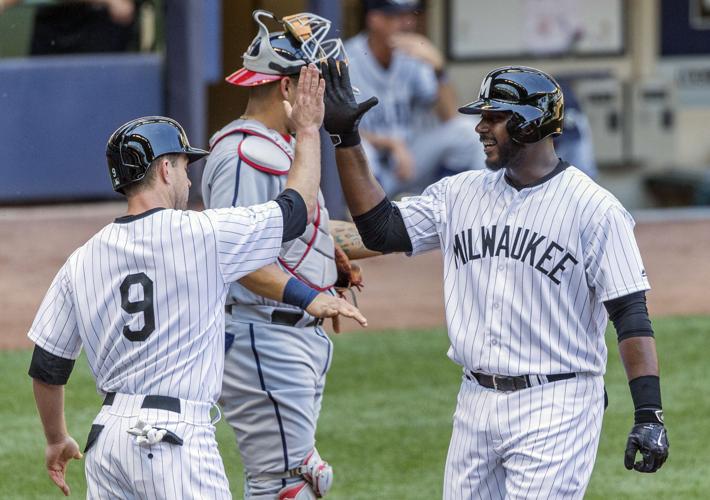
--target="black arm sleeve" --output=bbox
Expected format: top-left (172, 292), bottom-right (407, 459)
top-left (28, 345), bottom-right (75, 385)
top-left (604, 291), bottom-right (654, 342)
top-left (351, 197), bottom-right (413, 254)
top-left (274, 188), bottom-right (308, 243)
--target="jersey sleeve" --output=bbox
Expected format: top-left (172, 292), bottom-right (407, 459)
top-left (27, 263), bottom-right (82, 360)
top-left (206, 202), bottom-right (285, 283)
top-left (394, 176), bottom-right (448, 255)
top-left (584, 205), bottom-right (651, 302)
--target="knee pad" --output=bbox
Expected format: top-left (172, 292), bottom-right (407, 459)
top-left (299, 448), bottom-right (333, 497)
top-left (278, 480), bottom-right (317, 500)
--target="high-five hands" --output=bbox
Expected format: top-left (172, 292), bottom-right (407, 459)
top-left (284, 63), bottom-right (326, 133)
top-left (320, 58), bottom-right (379, 148)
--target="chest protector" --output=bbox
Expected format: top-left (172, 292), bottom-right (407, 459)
top-left (211, 119), bottom-right (337, 292)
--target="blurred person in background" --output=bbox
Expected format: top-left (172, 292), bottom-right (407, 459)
top-left (345, 0), bottom-right (484, 197)
top-left (553, 79), bottom-right (598, 179)
top-left (0, 0), bottom-right (137, 54)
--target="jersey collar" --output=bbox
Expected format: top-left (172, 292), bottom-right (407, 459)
top-left (503, 159), bottom-right (569, 191)
top-left (114, 207), bottom-right (167, 224)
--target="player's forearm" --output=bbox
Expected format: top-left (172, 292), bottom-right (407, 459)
top-left (435, 81), bottom-right (459, 122)
top-left (33, 379), bottom-right (69, 444)
top-left (334, 145), bottom-right (387, 216)
top-left (618, 337), bottom-right (659, 380)
top-left (285, 126), bottom-right (321, 220)
top-left (330, 220), bottom-right (381, 259)
top-left (360, 131), bottom-right (396, 151)
top-left (238, 264), bottom-right (290, 302)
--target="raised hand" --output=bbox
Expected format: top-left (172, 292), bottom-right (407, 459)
top-left (283, 63), bottom-right (326, 134)
top-left (321, 58), bottom-right (378, 147)
top-left (391, 33), bottom-right (444, 72)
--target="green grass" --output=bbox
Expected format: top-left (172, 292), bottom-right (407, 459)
top-left (1, 317), bottom-right (708, 499)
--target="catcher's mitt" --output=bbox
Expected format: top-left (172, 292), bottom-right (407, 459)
top-left (334, 245), bottom-right (363, 303)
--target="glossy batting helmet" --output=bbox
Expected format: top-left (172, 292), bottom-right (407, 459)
top-left (459, 66), bottom-right (564, 144)
top-left (106, 116), bottom-right (208, 194)
top-left (227, 10), bottom-right (347, 87)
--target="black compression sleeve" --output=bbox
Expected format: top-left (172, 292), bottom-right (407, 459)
top-left (274, 188), bottom-right (308, 243)
top-left (351, 197), bottom-right (413, 254)
top-left (28, 345), bottom-right (75, 385)
top-left (604, 291), bottom-right (654, 342)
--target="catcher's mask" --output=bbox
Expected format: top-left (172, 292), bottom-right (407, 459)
top-left (458, 66), bottom-right (564, 144)
top-left (227, 10), bottom-right (348, 87)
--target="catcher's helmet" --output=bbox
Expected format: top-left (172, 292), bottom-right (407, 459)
top-left (106, 116), bottom-right (208, 194)
top-left (459, 66), bottom-right (564, 144)
top-left (227, 10), bottom-right (347, 87)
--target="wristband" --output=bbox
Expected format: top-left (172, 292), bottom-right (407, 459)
top-left (282, 277), bottom-right (319, 310)
top-left (629, 375), bottom-right (663, 424)
top-left (329, 131), bottom-right (361, 148)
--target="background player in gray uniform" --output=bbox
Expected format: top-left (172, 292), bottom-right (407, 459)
top-left (320, 61), bottom-right (669, 498)
top-left (26, 70), bottom-right (366, 498)
top-left (202, 11), bottom-right (378, 500)
top-left (345, 0), bottom-right (484, 196)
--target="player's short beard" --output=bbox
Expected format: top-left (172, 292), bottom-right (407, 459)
top-left (485, 137), bottom-right (525, 171)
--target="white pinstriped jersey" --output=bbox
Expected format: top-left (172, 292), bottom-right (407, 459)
top-left (28, 203), bottom-right (284, 403)
top-left (396, 163), bottom-right (650, 376)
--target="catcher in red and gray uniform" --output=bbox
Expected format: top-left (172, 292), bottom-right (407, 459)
top-left (202, 10), bottom-right (378, 500)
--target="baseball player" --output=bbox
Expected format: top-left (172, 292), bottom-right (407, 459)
top-left (201, 11), bottom-right (378, 500)
top-left (345, 0), bottom-right (484, 196)
top-left (320, 61), bottom-right (669, 498)
top-left (27, 69), bottom-right (366, 498)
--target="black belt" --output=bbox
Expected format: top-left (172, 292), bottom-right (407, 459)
top-left (466, 371), bottom-right (576, 392)
top-left (225, 305), bottom-right (323, 328)
top-left (103, 392), bottom-right (181, 413)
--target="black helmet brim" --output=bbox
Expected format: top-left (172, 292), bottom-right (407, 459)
top-left (458, 99), bottom-right (542, 123)
top-left (185, 147), bottom-right (209, 164)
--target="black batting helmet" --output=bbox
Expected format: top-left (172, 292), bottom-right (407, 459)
top-left (106, 116), bottom-right (208, 194)
top-left (459, 66), bottom-right (564, 144)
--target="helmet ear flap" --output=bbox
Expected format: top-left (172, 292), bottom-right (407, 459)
top-left (507, 113), bottom-right (541, 144)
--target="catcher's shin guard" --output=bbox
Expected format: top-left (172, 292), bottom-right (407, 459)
top-left (299, 448), bottom-right (333, 497)
top-left (278, 481), bottom-right (317, 500)
top-left (263, 448), bottom-right (333, 498)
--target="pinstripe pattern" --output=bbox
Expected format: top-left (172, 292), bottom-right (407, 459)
top-left (28, 203), bottom-right (283, 403)
top-left (28, 201), bottom-right (286, 498)
top-left (85, 395), bottom-right (231, 500)
top-left (443, 374), bottom-right (604, 500)
top-left (396, 165), bottom-right (650, 377)
top-left (395, 164), bottom-right (648, 496)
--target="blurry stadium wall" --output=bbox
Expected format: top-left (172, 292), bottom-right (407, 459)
top-left (3, 0), bottom-right (710, 209)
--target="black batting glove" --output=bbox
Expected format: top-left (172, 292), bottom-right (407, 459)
top-left (624, 408), bottom-right (669, 473)
top-left (320, 58), bottom-right (378, 148)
